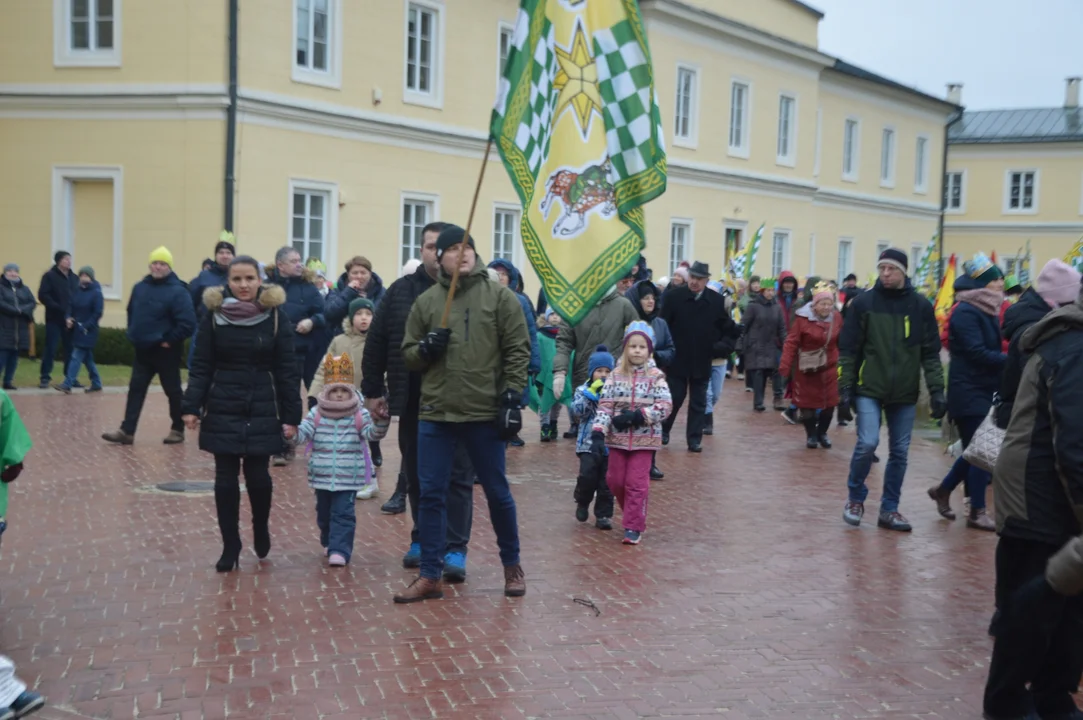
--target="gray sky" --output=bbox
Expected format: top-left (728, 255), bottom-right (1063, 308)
top-left (812, 0), bottom-right (1082, 110)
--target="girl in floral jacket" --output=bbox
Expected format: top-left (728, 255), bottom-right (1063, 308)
top-left (590, 321), bottom-right (672, 545)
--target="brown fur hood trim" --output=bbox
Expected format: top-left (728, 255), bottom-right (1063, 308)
top-left (203, 284), bottom-right (286, 311)
top-left (265, 266), bottom-right (316, 284)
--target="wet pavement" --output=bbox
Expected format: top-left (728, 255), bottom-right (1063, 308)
top-left (0, 384), bottom-right (1062, 719)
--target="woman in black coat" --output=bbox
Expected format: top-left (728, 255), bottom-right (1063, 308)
top-left (181, 256), bottom-right (302, 572)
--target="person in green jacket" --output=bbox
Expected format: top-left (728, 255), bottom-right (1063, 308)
top-left (394, 225), bottom-right (530, 605)
top-left (837, 248), bottom-right (946, 532)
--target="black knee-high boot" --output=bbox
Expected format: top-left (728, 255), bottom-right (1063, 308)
top-left (817, 407), bottom-right (835, 448)
top-left (802, 417), bottom-right (819, 448)
top-left (214, 485), bottom-right (242, 571)
top-left (248, 484), bottom-right (273, 559)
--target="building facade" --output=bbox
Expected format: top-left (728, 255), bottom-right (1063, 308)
top-left (0, 0), bottom-right (957, 328)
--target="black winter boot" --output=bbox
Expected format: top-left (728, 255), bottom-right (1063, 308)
top-left (380, 472), bottom-right (408, 514)
top-left (369, 441), bottom-right (383, 467)
top-left (214, 485), bottom-right (242, 572)
top-left (817, 408), bottom-right (834, 448)
top-left (803, 418), bottom-right (819, 449)
top-left (248, 483), bottom-right (273, 559)
top-left (540, 423), bottom-right (552, 442)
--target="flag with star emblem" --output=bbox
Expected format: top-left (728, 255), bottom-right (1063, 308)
top-left (491, 0), bottom-right (666, 325)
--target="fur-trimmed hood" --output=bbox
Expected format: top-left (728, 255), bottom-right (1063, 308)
top-left (266, 266), bottom-right (317, 284)
top-left (340, 315), bottom-right (368, 337)
top-left (202, 284), bottom-right (286, 311)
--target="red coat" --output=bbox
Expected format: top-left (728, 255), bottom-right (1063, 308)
top-left (779, 307), bottom-right (842, 410)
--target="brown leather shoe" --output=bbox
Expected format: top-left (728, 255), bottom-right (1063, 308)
top-left (927, 485), bottom-right (956, 520)
top-left (503, 564), bottom-right (526, 597)
top-left (393, 576), bottom-right (444, 604)
top-left (102, 429), bottom-right (134, 445)
top-left (162, 430), bottom-right (185, 445)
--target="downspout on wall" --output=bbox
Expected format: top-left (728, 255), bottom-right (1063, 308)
top-left (224, 0), bottom-right (239, 231)
top-left (938, 107), bottom-right (963, 286)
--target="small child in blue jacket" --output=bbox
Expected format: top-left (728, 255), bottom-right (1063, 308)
top-left (295, 353), bottom-right (389, 566)
top-left (570, 345), bottom-right (615, 529)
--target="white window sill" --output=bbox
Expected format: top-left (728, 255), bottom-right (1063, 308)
top-left (842, 174), bottom-right (859, 184)
top-left (727, 146), bottom-right (750, 160)
top-left (1002, 208), bottom-right (1039, 216)
top-left (945, 207), bottom-right (965, 215)
top-left (776, 156), bottom-right (796, 168)
top-left (292, 67), bottom-right (342, 90)
top-left (913, 186), bottom-right (928, 196)
top-left (673, 136), bottom-right (698, 150)
top-left (880, 179), bottom-right (895, 189)
top-left (54, 49), bottom-right (121, 68)
top-left (404, 90), bottom-right (443, 109)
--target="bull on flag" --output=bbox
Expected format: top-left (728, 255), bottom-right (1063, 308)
top-left (490, 0), bottom-right (667, 325)
top-left (729, 223), bottom-right (764, 281)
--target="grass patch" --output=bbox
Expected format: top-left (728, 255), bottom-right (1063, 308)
top-left (9, 358), bottom-right (187, 389)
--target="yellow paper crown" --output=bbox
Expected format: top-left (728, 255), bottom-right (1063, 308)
top-left (323, 353), bottom-right (354, 386)
top-left (812, 281), bottom-right (834, 297)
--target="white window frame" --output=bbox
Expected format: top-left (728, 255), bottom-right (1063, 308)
top-left (292, 0), bottom-right (343, 89)
top-left (813, 106), bottom-right (822, 177)
top-left (876, 241), bottom-right (890, 259)
top-left (1003, 169), bottom-right (1039, 215)
top-left (914, 134), bottom-right (931, 194)
top-left (669, 219), bottom-right (693, 275)
top-left (728, 79), bottom-right (751, 159)
top-left (51, 165), bottom-right (124, 301)
top-left (776, 92), bottom-right (797, 167)
top-left (404, 0), bottom-right (445, 109)
top-left (770, 228), bottom-right (791, 277)
top-left (808, 233), bottom-right (816, 275)
top-left (837, 237), bottom-right (854, 285)
top-left (945, 170), bottom-right (966, 214)
top-left (496, 20), bottom-right (514, 95)
top-left (53, 0), bottom-right (122, 67)
top-left (842, 116), bottom-right (860, 182)
top-left (288, 179), bottom-right (339, 274)
top-left (910, 244), bottom-right (924, 276)
top-left (673, 63), bottom-right (699, 149)
top-left (492, 203), bottom-right (522, 267)
top-left (880, 127), bottom-right (896, 188)
top-left (400, 191), bottom-right (440, 266)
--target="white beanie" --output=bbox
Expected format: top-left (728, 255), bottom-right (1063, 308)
top-left (401, 258), bottom-right (422, 277)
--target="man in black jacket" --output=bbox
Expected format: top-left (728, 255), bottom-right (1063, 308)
top-left (659, 262), bottom-right (739, 452)
top-left (38, 251), bottom-right (79, 388)
top-left (361, 222), bottom-right (475, 583)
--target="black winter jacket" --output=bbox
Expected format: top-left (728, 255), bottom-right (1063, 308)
top-left (188, 264), bottom-right (229, 321)
top-left (127, 272), bottom-right (197, 350)
top-left (360, 265), bottom-right (434, 417)
top-left (324, 272), bottom-right (386, 333)
top-left (181, 285), bottom-right (302, 456)
top-left (0, 277), bottom-right (36, 351)
top-left (996, 287), bottom-right (1056, 428)
top-left (264, 268), bottom-right (325, 351)
top-left (38, 266), bottom-right (79, 325)
top-left (741, 293), bottom-right (786, 370)
top-left (625, 280), bottom-right (675, 369)
top-left (946, 299), bottom-right (1004, 420)
top-left (659, 285), bottom-right (739, 379)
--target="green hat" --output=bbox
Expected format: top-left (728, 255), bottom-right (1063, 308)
top-left (1004, 273), bottom-right (1021, 291)
top-left (78, 266), bottom-right (95, 281)
top-left (348, 297), bottom-right (374, 318)
top-left (966, 252), bottom-right (1004, 288)
top-left (759, 277), bottom-right (777, 291)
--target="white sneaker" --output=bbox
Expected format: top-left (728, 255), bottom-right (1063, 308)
top-left (356, 485), bottom-right (377, 500)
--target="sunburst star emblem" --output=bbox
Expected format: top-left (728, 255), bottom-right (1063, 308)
top-left (553, 21), bottom-right (604, 138)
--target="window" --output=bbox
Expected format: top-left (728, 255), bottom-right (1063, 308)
top-left (728, 81), bottom-right (750, 157)
top-left (493, 206), bottom-right (519, 263)
top-left (293, 0), bottom-right (340, 87)
top-left (1005, 170), bottom-right (1038, 213)
top-left (771, 230), bottom-right (790, 277)
top-left (910, 244), bottom-right (923, 275)
top-left (776, 94), bottom-right (796, 165)
top-left (405, 1), bottom-right (443, 106)
top-left (497, 22), bottom-right (513, 88)
top-left (880, 128), bottom-right (896, 187)
top-left (670, 221), bottom-right (691, 274)
top-left (876, 241), bottom-right (889, 258)
top-left (944, 171), bottom-right (965, 212)
top-left (54, 0), bottom-right (121, 67)
top-left (291, 188), bottom-right (333, 264)
top-left (914, 135), bottom-right (930, 192)
top-left (401, 195), bottom-right (436, 266)
top-left (52, 166), bottom-right (124, 300)
top-left (842, 118), bottom-right (859, 181)
top-left (673, 65), bottom-right (698, 146)
top-left (837, 238), bottom-right (853, 284)
top-left (813, 107), bottom-right (822, 177)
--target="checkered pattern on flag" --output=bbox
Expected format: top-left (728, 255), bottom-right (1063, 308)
top-left (490, 0), bottom-right (667, 326)
top-left (729, 224), bottom-right (763, 281)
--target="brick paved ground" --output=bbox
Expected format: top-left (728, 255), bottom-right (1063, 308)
top-left (0, 384), bottom-right (1073, 719)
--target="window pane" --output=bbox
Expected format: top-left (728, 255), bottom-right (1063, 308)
top-left (293, 240), bottom-right (307, 256)
top-left (293, 193), bottom-right (306, 216)
top-left (97, 0), bottom-right (112, 17)
top-left (309, 194), bottom-right (324, 219)
top-left (96, 20), bottom-right (112, 49)
top-left (292, 217), bottom-right (306, 239)
top-left (313, 10), bottom-right (327, 41)
top-left (315, 0), bottom-right (327, 12)
top-left (313, 41), bottom-right (327, 70)
top-left (414, 203), bottom-right (428, 226)
top-left (72, 0), bottom-right (89, 19)
top-left (308, 218), bottom-right (323, 241)
top-left (307, 242), bottom-right (323, 261)
top-left (71, 20), bottom-right (89, 49)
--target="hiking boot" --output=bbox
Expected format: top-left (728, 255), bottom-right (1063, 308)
top-left (575, 505), bottom-right (589, 522)
top-left (162, 429), bottom-right (184, 445)
top-left (595, 517), bottom-right (612, 530)
top-left (503, 564), bottom-right (527, 597)
top-left (102, 429), bottom-right (134, 445)
top-left (927, 486), bottom-right (956, 520)
top-left (443, 552), bottom-right (467, 583)
top-left (381, 472), bottom-right (408, 514)
top-left (773, 397), bottom-right (786, 411)
top-left (877, 511), bottom-right (913, 532)
top-left (702, 415), bottom-right (713, 435)
top-left (563, 424), bottom-right (579, 439)
top-left (843, 501), bottom-right (864, 526)
top-left (52, 383), bottom-right (71, 394)
top-left (967, 508), bottom-right (996, 532)
top-left (781, 407), bottom-right (798, 424)
top-left (622, 530), bottom-right (642, 545)
top-left (393, 576), bottom-right (444, 604)
top-left (402, 542), bottom-right (421, 569)
top-left (507, 434), bottom-right (525, 447)
top-left (540, 423), bottom-right (552, 442)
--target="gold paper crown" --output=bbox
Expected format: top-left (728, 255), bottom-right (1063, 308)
top-left (812, 281), bottom-right (834, 297)
top-left (323, 353), bottom-right (354, 386)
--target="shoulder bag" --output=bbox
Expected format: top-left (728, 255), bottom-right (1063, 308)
top-left (798, 313), bottom-right (834, 373)
top-left (962, 404), bottom-right (1006, 474)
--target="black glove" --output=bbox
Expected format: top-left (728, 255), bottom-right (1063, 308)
top-left (929, 390), bottom-right (947, 420)
top-left (496, 389), bottom-right (522, 441)
top-left (307, 396), bottom-right (318, 411)
top-left (417, 328), bottom-right (452, 361)
top-left (612, 410), bottom-right (637, 431)
top-left (1, 462), bottom-right (23, 483)
top-left (630, 408), bottom-right (647, 428)
top-left (837, 388), bottom-right (854, 424)
top-left (590, 430), bottom-right (606, 457)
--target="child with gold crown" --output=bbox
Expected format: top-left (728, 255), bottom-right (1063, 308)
top-left (294, 353), bottom-right (389, 566)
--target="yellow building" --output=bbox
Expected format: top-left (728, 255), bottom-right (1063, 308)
top-left (944, 79), bottom-right (1083, 280)
top-left (0, 0), bottom-right (958, 328)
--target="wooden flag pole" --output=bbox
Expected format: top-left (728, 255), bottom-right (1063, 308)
top-left (440, 137), bottom-right (494, 329)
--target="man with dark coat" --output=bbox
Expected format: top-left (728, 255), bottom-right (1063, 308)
top-left (742, 279), bottom-right (787, 412)
top-left (103, 247), bottom-right (196, 446)
top-left (361, 222), bottom-right (476, 583)
top-left (187, 235), bottom-right (235, 367)
top-left (659, 261), bottom-right (739, 452)
top-left (37, 250), bottom-right (80, 388)
top-left (0, 264), bottom-right (36, 390)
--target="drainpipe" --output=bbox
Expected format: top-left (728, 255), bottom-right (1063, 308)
top-left (224, 0), bottom-right (239, 231)
top-left (937, 108), bottom-right (963, 286)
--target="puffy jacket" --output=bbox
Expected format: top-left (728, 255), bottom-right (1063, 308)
top-left (309, 318), bottom-right (367, 399)
top-left (188, 264), bottom-right (229, 320)
top-left (625, 280), bottom-right (675, 370)
top-left (838, 279), bottom-right (944, 405)
top-left (181, 285), bottom-right (302, 456)
top-left (996, 287), bottom-right (1055, 428)
top-left (402, 261), bottom-right (530, 423)
top-left (324, 271), bottom-right (386, 332)
top-left (779, 303), bottom-right (842, 410)
top-left (993, 298), bottom-right (1083, 547)
top-left (37, 266), bottom-right (79, 325)
top-left (777, 270), bottom-right (799, 332)
top-left (591, 363), bottom-right (672, 451)
top-left (570, 381), bottom-right (603, 454)
top-left (69, 281), bottom-right (104, 350)
top-left (0, 277), bottom-right (36, 352)
top-left (659, 285), bottom-right (739, 380)
top-left (126, 272), bottom-right (197, 350)
top-left (554, 290), bottom-right (639, 388)
top-left (487, 259), bottom-right (540, 375)
top-left (0, 389), bottom-right (32, 519)
top-left (360, 265), bottom-right (435, 417)
top-left (741, 293), bottom-right (786, 370)
top-left (294, 399), bottom-right (389, 492)
top-left (264, 268), bottom-right (325, 351)
top-left (946, 296), bottom-right (1005, 420)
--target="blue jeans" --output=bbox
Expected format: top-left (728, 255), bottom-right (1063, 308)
top-left (704, 364), bottom-right (726, 415)
top-left (417, 420), bottom-right (520, 580)
top-left (315, 489), bottom-right (356, 561)
top-left (62, 347), bottom-right (102, 389)
top-left (41, 322), bottom-right (72, 383)
top-left (0, 349), bottom-right (18, 385)
top-left (846, 396), bottom-right (917, 513)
